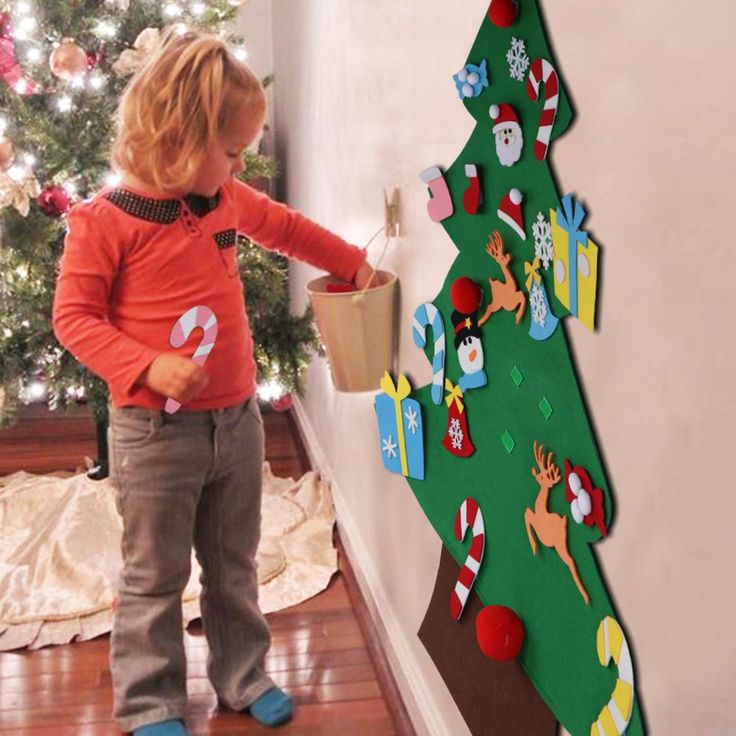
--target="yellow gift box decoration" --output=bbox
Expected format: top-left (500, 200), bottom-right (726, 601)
top-left (549, 194), bottom-right (599, 332)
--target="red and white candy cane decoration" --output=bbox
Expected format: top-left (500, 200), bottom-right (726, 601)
top-left (526, 58), bottom-right (559, 161)
top-left (450, 497), bottom-right (485, 620)
top-left (165, 305), bottom-right (218, 414)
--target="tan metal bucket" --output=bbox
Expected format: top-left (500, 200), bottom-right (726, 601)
top-left (306, 271), bottom-right (398, 392)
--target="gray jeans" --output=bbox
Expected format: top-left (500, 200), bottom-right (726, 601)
top-left (108, 397), bottom-right (275, 733)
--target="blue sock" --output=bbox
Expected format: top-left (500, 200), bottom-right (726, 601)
top-left (248, 687), bottom-right (294, 727)
top-left (133, 719), bottom-right (189, 736)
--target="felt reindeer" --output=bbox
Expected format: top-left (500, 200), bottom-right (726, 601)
top-left (525, 442), bottom-right (590, 605)
top-left (478, 230), bottom-right (526, 326)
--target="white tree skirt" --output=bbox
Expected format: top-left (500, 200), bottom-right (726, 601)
top-left (0, 462), bottom-right (337, 650)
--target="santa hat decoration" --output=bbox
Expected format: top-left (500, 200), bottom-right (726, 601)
top-left (487, 0), bottom-right (519, 28)
top-left (497, 188), bottom-right (526, 240)
top-left (489, 103), bottom-right (520, 135)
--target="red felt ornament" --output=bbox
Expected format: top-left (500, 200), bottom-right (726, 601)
top-left (450, 276), bottom-right (482, 315)
top-left (476, 605), bottom-right (524, 661)
top-left (564, 459), bottom-right (607, 537)
top-left (38, 185), bottom-right (71, 217)
top-left (463, 164), bottom-right (481, 215)
top-left (326, 282), bottom-right (356, 293)
top-left (488, 0), bottom-right (519, 28)
top-left (442, 380), bottom-right (475, 457)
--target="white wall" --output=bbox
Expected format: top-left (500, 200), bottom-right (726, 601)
top-left (241, 2), bottom-right (735, 734)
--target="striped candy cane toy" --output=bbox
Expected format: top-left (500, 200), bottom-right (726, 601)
top-left (412, 302), bottom-right (446, 405)
top-left (164, 305), bottom-right (218, 414)
top-left (450, 497), bottom-right (486, 620)
top-left (590, 616), bottom-right (635, 736)
top-left (526, 57), bottom-right (559, 161)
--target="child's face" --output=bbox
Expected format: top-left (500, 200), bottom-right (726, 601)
top-left (189, 101), bottom-right (265, 197)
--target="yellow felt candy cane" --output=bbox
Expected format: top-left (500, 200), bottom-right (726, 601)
top-left (590, 617), bottom-right (635, 736)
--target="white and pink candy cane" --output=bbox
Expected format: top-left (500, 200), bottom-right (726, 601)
top-left (450, 497), bottom-right (486, 620)
top-left (526, 57), bottom-right (559, 161)
top-left (164, 305), bottom-right (218, 414)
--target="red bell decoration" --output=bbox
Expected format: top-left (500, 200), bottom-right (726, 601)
top-left (476, 605), bottom-right (524, 661)
top-left (38, 185), bottom-right (71, 217)
top-left (488, 0), bottom-right (519, 28)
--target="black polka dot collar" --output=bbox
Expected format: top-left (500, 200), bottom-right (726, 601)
top-left (104, 188), bottom-right (221, 223)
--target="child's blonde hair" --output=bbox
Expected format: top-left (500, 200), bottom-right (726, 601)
top-left (111, 26), bottom-right (266, 195)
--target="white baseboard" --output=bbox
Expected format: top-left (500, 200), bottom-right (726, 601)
top-left (291, 397), bottom-right (449, 736)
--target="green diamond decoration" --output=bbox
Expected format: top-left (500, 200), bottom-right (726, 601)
top-left (539, 397), bottom-right (553, 420)
top-left (501, 430), bottom-right (516, 454)
top-left (510, 366), bottom-right (523, 387)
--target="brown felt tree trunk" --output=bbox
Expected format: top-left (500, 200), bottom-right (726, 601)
top-left (418, 546), bottom-right (557, 735)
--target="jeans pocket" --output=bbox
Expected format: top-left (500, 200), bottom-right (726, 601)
top-left (110, 412), bottom-right (157, 449)
top-left (245, 398), bottom-right (264, 428)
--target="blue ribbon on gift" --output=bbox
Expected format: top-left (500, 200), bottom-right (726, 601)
top-left (556, 194), bottom-right (588, 318)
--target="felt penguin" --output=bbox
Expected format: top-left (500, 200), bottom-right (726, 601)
top-left (450, 277), bottom-right (488, 392)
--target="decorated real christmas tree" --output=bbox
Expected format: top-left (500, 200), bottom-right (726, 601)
top-left (375, 1), bottom-right (644, 733)
top-left (0, 0), bottom-right (317, 466)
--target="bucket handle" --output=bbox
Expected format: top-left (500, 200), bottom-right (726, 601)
top-left (354, 225), bottom-right (394, 303)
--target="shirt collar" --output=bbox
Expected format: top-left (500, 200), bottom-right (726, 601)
top-left (103, 186), bottom-right (222, 223)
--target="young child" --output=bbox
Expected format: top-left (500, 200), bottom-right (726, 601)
top-left (52, 27), bottom-right (382, 736)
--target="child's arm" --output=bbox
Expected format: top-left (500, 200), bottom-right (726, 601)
top-left (229, 178), bottom-right (370, 284)
top-left (52, 201), bottom-right (162, 397)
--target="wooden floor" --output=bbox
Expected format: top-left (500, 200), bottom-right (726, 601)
top-left (0, 403), bottom-right (414, 736)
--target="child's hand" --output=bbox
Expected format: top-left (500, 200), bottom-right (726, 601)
top-left (353, 261), bottom-right (390, 291)
top-left (138, 352), bottom-right (210, 404)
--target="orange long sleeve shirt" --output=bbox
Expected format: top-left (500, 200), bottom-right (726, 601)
top-left (52, 177), bottom-right (366, 410)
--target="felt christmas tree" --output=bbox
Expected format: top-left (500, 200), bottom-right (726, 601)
top-left (387, 2), bottom-right (645, 733)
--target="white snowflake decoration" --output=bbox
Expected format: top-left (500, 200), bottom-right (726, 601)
top-left (382, 435), bottom-right (398, 459)
top-left (506, 36), bottom-right (530, 83)
top-left (405, 405), bottom-right (419, 434)
top-left (448, 417), bottom-right (464, 450)
top-left (532, 212), bottom-right (553, 270)
top-left (530, 284), bottom-right (547, 327)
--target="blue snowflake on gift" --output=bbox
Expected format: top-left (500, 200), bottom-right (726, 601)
top-left (453, 59), bottom-right (489, 100)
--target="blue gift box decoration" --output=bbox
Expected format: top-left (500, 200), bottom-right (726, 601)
top-left (374, 372), bottom-right (425, 481)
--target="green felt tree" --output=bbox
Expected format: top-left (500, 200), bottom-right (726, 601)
top-left (0, 1), bottom-right (318, 467)
top-left (396, 2), bottom-right (644, 734)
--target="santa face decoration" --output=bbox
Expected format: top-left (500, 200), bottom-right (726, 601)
top-left (490, 103), bottom-right (524, 167)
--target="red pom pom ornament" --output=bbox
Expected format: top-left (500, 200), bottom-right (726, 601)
top-left (488, 0), bottom-right (519, 28)
top-left (450, 277), bottom-right (482, 315)
top-left (476, 605), bottom-right (524, 661)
